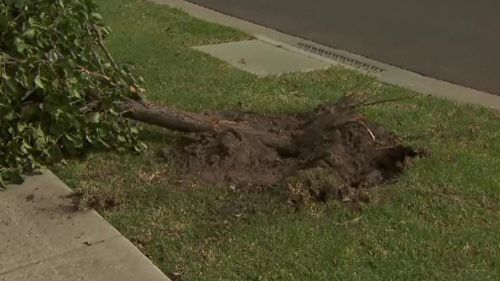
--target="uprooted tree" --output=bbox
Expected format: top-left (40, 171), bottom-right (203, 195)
top-left (1, 0), bottom-right (418, 202)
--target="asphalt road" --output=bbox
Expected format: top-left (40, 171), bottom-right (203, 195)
top-left (187, 0), bottom-right (500, 95)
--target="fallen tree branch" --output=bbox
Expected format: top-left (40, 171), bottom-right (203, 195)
top-left (125, 100), bottom-right (212, 133)
top-left (124, 100), bottom-right (299, 156)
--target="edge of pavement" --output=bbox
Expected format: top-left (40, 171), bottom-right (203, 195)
top-left (151, 0), bottom-right (500, 111)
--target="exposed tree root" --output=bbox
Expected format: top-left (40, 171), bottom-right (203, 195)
top-left (125, 96), bottom-right (420, 204)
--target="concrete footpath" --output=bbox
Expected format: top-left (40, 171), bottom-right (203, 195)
top-left (0, 170), bottom-right (170, 281)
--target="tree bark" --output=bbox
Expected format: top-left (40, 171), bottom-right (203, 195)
top-left (124, 100), bottom-right (299, 156)
top-left (126, 100), bottom-right (212, 133)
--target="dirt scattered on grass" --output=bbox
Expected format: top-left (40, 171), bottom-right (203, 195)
top-left (168, 272), bottom-right (183, 281)
top-left (162, 96), bottom-right (421, 205)
top-left (66, 185), bottom-right (121, 211)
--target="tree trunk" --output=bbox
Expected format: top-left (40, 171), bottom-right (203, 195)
top-left (126, 100), bottom-right (212, 133)
top-left (125, 100), bottom-right (299, 156)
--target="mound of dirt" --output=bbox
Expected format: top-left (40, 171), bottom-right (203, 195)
top-left (159, 97), bottom-right (420, 203)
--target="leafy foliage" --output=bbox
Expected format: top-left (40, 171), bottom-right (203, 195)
top-left (0, 0), bottom-right (145, 186)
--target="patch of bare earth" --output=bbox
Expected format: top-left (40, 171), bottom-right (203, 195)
top-left (149, 96), bottom-right (420, 205)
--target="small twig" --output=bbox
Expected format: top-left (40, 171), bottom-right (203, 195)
top-left (357, 96), bottom-right (413, 107)
top-left (0, 59), bottom-right (19, 65)
top-left (91, 25), bottom-right (147, 103)
top-left (92, 49), bottom-right (107, 74)
top-left (0, 54), bottom-right (28, 64)
top-left (92, 24), bottom-right (120, 72)
top-left (12, 11), bottom-right (26, 23)
top-left (346, 121), bottom-right (377, 142)
top-left (375, 145), bottom-right (399, 150)
top-left (79, 100), bottom-right (101, 113)
top-left (77, 65), bottom-right (116, 85)
top-left (361, 124), bottom-right (377, 142)
top-left (332, 216), bottom-right (363, 226)
top-left (119, 108), bottom-right (133, 115)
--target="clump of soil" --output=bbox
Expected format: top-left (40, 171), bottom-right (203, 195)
top-left (161, 97), bottom-right (420, 203)
top-left (67, 186), bottom-right (121, 211)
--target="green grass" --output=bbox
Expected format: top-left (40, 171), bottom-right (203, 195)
top-left (55, 0), bottom-right (500, 280)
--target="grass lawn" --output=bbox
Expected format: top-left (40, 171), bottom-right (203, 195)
top-left (55, 0), bottom-right (500, 280)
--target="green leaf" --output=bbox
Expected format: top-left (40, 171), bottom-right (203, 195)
top-left (91, 13), bottom-right (103, 21)
top-left (23, 29), bottom-right (35, 40)
top-left (14, 37), bottom-right (27, 53)
top-left (34, 75), bottom-right (44, 89)
top-left (69, 88), bottom-right (81, 98)
top-left (86, 112), bottom-right (100, 123)
top-left (14, 0), bottom-right (28, 9)
top-left (0, 0), bottom-right (145, 187)
top-left (5, 111), bottom-right (16, 121)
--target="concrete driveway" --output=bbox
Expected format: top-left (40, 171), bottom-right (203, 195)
top-left (186, 0), bottom-right (500, 95)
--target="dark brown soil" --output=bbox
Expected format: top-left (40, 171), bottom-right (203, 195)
top-left (160, 97), bottom-right (419, 203)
